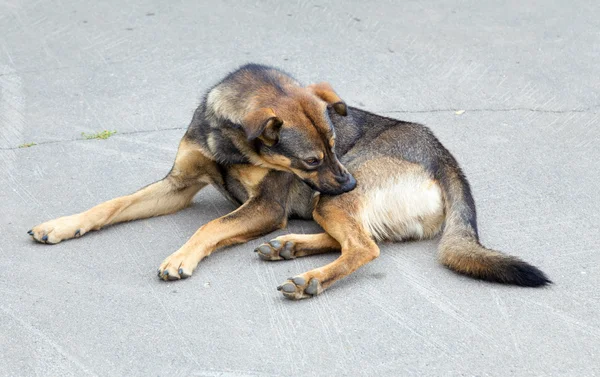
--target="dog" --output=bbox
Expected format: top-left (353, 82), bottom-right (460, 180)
top-left (28, 63), bottom-right (551, 299)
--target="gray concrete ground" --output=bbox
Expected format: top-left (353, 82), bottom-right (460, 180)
top-left (1, 1), bottom-right (599, 376)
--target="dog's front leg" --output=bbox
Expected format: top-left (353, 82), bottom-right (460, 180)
top-left (29, 138), bottom-right (216, 244)
top-left (158, 190), bottom-right (288, 281)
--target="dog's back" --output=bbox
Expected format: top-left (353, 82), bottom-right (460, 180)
top-left (327, 107), bottom-right (550, 286)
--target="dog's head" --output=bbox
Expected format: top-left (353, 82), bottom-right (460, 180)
top-left (242, 82), bottom-right (356, 195)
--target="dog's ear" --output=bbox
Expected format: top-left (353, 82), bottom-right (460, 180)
top-left (242, 108), bottom-right (283, 146)
top-left (307, 82), bottom-right (347, 116)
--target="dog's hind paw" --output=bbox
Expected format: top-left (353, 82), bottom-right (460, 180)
top-left (254, 239), bottom-right (295, 261)
top-left (277, 275), bottom-right (322, 300)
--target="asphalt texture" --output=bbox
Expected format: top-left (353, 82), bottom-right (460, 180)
top-left (1, 1), bottom-right (599, 376)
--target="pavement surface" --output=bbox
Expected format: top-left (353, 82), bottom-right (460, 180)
top-left (1, 1), bottom-right (599, 376)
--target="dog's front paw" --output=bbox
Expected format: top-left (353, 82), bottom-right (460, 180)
top-left (29, 215), bottom-right (86, 244)
top-left (277, 275), bottom-right (323, 300)
top-left (254, 239), bottom-right (296, 261)
top-left (158, 250), bottom-right (201, 281)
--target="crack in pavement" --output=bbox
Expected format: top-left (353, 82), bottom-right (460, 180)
top-left (0, 126), bottom-right (186, 151)
top-left (1, 105), bottom-right (598, 151)
top-left (380, 106), bottom-right (599, 114)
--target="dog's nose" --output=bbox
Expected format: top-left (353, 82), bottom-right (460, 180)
top-left (335, 174), bottom-right (351, 184)
top-left (333, 173), bottom-right (356, 193)
top-left (340, 174), bottom-right (357, 192)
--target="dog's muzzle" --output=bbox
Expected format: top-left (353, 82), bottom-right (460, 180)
top-left (306, 173), bottom-right (357, 195)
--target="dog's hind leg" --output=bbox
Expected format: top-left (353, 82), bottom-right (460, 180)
top-left (29, 138), bottom-right (218, 244)
top-left (276, 158), bottom-right (447, 299)
top-left (254, 233), bottom-right (341, 261)
top-left (277, 192), bottom-right (380, 300)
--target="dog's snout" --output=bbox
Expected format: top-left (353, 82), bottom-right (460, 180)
top-left (340, 174), bottom-right (357, 192)
top-left (335, 174), bottom-right (350, 184)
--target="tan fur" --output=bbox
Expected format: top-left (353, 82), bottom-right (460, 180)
top-left (228, 165), bottom-right (270, 195)
top-left (307, 82), bottom-right (348, 115)
top-left (279, 233), bottom-right (341, 255)
top-left (159, 191), bottom-right (287, 280)
top-left (289, 168), bottom-right (318, 181)
top-left (438, 231), bottom-right (512, 279)
top-left (261, 154), bottom-right (293, 169)
top-left (30, 139), bottom-right (214, 244)
top-left (259, 233), bottom-right (341, 260)
top-left (279, 193), bottom-right (381, 299)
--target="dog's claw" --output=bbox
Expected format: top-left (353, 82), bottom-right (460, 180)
top-left (74, 229), bottom-right (81, 237)
top-left (160, 270), bottom-right (179, 281)
top-left (178, 268), bottom-right (191, 279)
top-left (27, 230), bottom-right (33, 235)
top-left (41, 235), bottom-right (48, 242)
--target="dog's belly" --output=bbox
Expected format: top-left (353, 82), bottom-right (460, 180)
top-left (352, 158), bottom-right (445, 242)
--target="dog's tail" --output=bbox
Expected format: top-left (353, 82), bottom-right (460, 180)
top-left (437, 166), bottom-right (551, 287)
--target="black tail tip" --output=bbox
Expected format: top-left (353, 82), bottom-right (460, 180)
top-left (503, 260), bottom-right (552, 287)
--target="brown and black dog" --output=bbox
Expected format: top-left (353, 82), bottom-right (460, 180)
top-left (29, 64), bottom-right (550, 299)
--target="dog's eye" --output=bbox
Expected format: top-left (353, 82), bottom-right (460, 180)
top-left (304, 157), bottom-right (321, 167)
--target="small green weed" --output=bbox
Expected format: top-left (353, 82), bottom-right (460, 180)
top-left (81, 130), bottom-right (117, 140)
